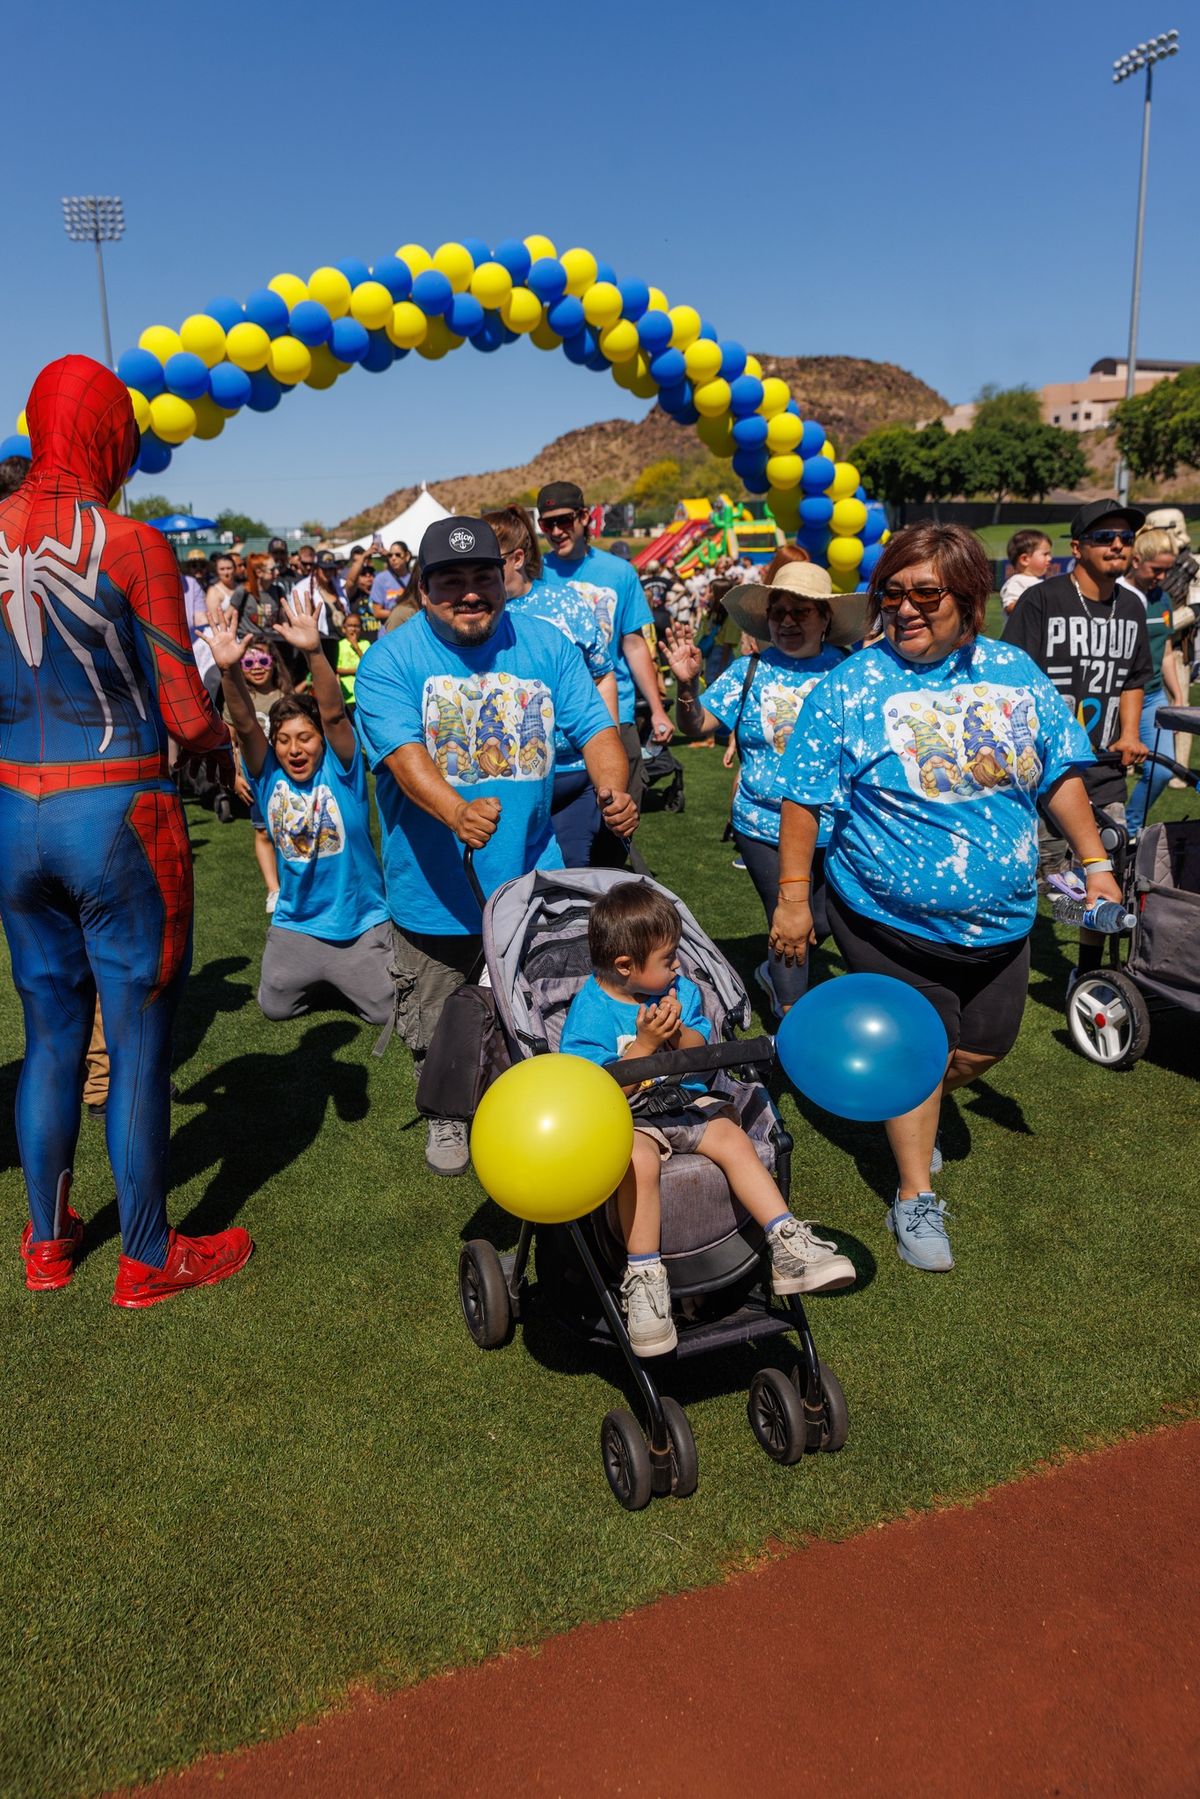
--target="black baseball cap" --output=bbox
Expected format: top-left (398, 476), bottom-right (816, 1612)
top-left (536, 481), bottom-right (585, 515)
top-left (419, 516), bottom-right (503, 578)
top-left (314, 550), bottom-right (339, 569)
top-left (1070, 499), bottom-right (1145, 540)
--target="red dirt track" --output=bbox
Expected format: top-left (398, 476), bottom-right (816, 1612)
top-left (141, 1422), bottom-right (1199, 1798)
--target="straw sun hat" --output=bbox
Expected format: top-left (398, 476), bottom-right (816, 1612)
top-left (721, 561), bottom-right (869, 649)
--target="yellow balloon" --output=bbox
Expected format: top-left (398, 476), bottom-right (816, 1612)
top-left (308, 267), bottom-right (353, 318)
top-left (268, 273), bottom-right (309, 310)
top-left (560, 248), bottom-right (598, 295)
top-left (267, 335), bottom-right (312, 385)
top-left (396, 242), bottom-right (433, 276)
top-left (646, 286), bottom-right (669, 313)
top-left (693, 377), bottom-right (732, 419)
top-left (582, 281), bottom-right (623, 329)
top-left (765, 453), bottom-right (803, 490)
top-left (350, 280), bottom-right (394, 331)
top-left (470, 261), bottom-right (513, 310)
top-left (179, 314), bottom-right (227, 369)
top-left (668, 305), bottom-right (701, 349)
top-left (765, 412), bottom-right (803, 454)
top-left (684, 339), bottom-right (723, 384)
top-left (523, 233), bottom-right (557, 262)
top-left (830, 568), bottom-right (860, 594)
top-left (126, 388), bottom-right (153, 434)
top-left (530, 320), bottom-right (562, 352)
top-left (501, 287), bottom-right (543, 334)
top-left (768, 487), bottom-right (801, 527)
top-left (16, 409), bottom-right (28, 434)
top-left (225, 321), bottom-right (271, 372)
top-left (599, 319), bottom-right (639, 363)
top-left (696, 412), bottom-right (731, 452)
top-left (743, 354), bottom-right (763, 380)
top-left (611, 358), bottom-right (636, 391)
top-left (828, 461), bottom-right (861, 501)
top-left (830, 497), bottom-right (868, 536)
top-left (433, 242), bottom-right (475, 292)
top-left (880, 529), bottom-right (891, 544)
top-left (139, 325), bottom-right (182, 363)
top-left (190, 394), bottom-right (227, 440)
top-left (416, 335), bottom-right (448, 361)
top-left (149, 393), bottom-right (196, 446)
top-left (470, 1054), bottom-right (634, 1224)
top-left (304, 344), bottom-right (342, 390)
top-left (388, 302), bottom-right (428, 348)
top-left (758, 377), bottom-right (791, 418)
top-left (425, 317), bottom-right (464, 353)
top-left (826, 534), bottom-right (864, 572)
top-left (628, 353), bottom-right (659, 400)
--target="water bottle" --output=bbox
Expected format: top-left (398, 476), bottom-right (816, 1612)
top-left (1051, 896), bottom-right (1137, 933)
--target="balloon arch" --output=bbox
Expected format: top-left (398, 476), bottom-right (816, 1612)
top-left (6, 235), bottom-right (886, 584)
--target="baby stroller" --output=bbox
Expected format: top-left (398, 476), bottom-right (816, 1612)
top-left (1064, 708), bottom-right (1200, 1070)
top-left (444, 856), bottom-right (849, 1511)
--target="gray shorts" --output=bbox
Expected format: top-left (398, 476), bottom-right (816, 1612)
top-left (258, 920), bottom-right (395, 1025)
top-left (633, 1096), bottom-right (733, 1159)
top-left (390, 923), bottom-right (482, 1060)
top-left (1038, 798), bottom-right (1126, 879)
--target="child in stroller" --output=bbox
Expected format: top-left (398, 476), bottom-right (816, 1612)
top-left (560, 882), bottom-right (855, 1356)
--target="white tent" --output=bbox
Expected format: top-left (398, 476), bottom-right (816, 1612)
top-left (330, 483), bottom-right (452, 558)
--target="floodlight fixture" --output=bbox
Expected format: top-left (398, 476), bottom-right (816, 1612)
top-left (60, 194), bottom-right (125, 372)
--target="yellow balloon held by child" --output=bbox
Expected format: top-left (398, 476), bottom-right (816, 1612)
top-left (470, 1055), bottom-right (634, 1225)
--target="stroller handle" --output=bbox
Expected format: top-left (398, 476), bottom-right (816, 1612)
top-left (1139, 749), bottom-right (1198, 786)
top-left (604, 1036), bottom-right (775, 1085)
top-left (461, 847), bottom-right (488, 914)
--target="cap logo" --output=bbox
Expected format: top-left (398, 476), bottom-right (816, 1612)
top-left (448, 528), bottom-right (475, 553)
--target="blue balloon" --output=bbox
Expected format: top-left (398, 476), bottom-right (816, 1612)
top-left (801, 454), bottom-right (837, 495)
top-left (862, 503), bottom-right (888, 546)
top-left (0, 433), bottom-right (30, 461)
top-left (491, 238), bottom-right (531, 283)
top-left (205, 297), bottom-right (245, 331)
top-left (117, 347), bottom-right (166, 400)
top-left (330, 317), bottom-right (370, 364)
top-left (728, 375), bottom-right (765, 417)
top-left (855, 580), bottom-right (869, 593)
top-left (244, 288), bottom-right (290, 336)
top-left (499, 324), bottom-right (519, 345)
top-left (657, 380), bottom-right (692, 417)
top-left (798, 419), bottom-right (826, 459)
top-left (854, 485), bottom-right (867, 501)
top-left (360, 331), bottom-right (395, 373)
top-left (289, 300), bottom-right (333, 347)
top-left (471, 319), bottom-right (505, 353)
top-left (547, 295), bottom-right (585, 338)
top-left (448, 293), bottom-right (485, 338)
top-left (785, 400), bottom-right (801, 416)
top-left (797, 526), bottom-right (830, 559)
top-left (372, 257), bottom-right (412, 300)
top-left (670, 400), bottom-right (700, 425)
top-left (799, 494), bottom-right (834, 526)
top-left (775, 974), bottom-right (948, 1123)
top-left (462, 238), bottom-right (492, 267)
top-left (584, 344), bottom-right (609, 373)
top-left (698, 320), bottom-right (718, 342)
top-left (411, 269), bottom-right (453, 317)
top-left (560, 330), bottom-right (589, 366)
top-left (859, 541), bottom-right (884, 576)
top-left (719, 340), bottom-right (747, 380)
top-left (731, 415), bottom-right (769, 450)
top-left (527, 257), bottom-right (568, 304)
top-left (742, 459), bottom-right (770, 493)
top-left (136, 432), bottom-right (173, 474)
top-left (732, 446), bottom-right (769, 485)
top-left (593, 261), bottom-right (617, 285)
top-left (245, 368), bottom-right (283, 413)
top-left (163, 352), bottom-right (210, 399)
top-left (335, 258), bottom-right (371, 289)
top-left (648, 348), bottom-right (686, 387)
top-left (636, 311), bottom-right (673, 355)
top-left (618, 279), bottom-right (650, 321)
top-left (209, 363), bottom-right (252, 410)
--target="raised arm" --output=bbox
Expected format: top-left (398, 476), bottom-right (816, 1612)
top-left (276, 590), bottom-right (356, 767)
top-left (662, 623), bottom-right (721, 739)
top-left (204, 606), bottom-right (268, 778)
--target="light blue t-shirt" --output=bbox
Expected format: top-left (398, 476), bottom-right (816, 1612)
top-left (775, 636), bottom-right (1094, 948)
top-left (705, 645), bottom-right (844, 847)
top-left (354, 607), bottom-right (613, 934)
top-left (249, 741), bottom-right (389, 941)
top-left (508, 573), bottom-right (615, 774)
top-left (544, 544), bottom-right (652, 725)
top-left (369, 569), bottom-right (409, 614)
top-left (560, 973), bottom-right (712, 1095)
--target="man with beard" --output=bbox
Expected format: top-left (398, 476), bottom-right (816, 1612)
top-left (354, 517), bottom-right (637, 1174)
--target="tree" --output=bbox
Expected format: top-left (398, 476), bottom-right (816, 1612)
top-left (299, 518), bottom-right (326, 537)
top-left (844, 427), bottom-right (925, 509)
top-left (973, 384), bottom-right (1042, 430)
top-left (215, 508), bottom-right (271, 539)
top-left (968, 420), bottom-right (1090, 518)
top-left (127, 493), bottom-right (184, 522)
top-left (1113, 366), bottom-right (1200, 481)
top-left (632, 458), bottom-right (682, 513)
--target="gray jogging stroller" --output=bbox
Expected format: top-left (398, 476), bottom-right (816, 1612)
top-left (447, 858), bottom-right (849, 1511)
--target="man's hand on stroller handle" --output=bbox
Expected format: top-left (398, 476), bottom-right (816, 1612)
top-left (596, 786), bottom-right (638, 837)
top-left (453, 796), bottom-right (501, 848)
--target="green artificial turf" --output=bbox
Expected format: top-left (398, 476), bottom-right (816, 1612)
top-left (2, 732), bottom-right (1198, 1796)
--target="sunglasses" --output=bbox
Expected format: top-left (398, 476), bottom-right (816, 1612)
top-left (877, 584), bottom-right (953, 613)
top-left (539, 512), bottom-right (578, 529)
top-left (1082, 529), bottom-right (1135, 546)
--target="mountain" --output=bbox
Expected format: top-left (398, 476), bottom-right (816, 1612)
top-left (333, 354), bottom-right (949, 534)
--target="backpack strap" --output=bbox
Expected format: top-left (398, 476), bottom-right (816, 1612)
top-left (730, 651), bottom-right (760, 753)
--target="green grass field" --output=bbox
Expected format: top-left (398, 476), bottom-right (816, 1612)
top-left (2, 723), bottom-right (1198, 1796)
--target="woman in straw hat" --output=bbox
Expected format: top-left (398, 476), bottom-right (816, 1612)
top-left (662, 555), bottom-right (868, 1016)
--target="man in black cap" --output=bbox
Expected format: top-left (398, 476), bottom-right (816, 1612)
top-left (1003, 499), bottom-right (1151, 972)
top-left (268, 536), bottom-right (294, 593)
top-left (354, 516), bottom-right (637, 1174)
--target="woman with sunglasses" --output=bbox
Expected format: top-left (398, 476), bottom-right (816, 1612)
top-left (771, 522), bottom-right (1122, 1273)
top-left (232, 636), bottom-right (293, 913)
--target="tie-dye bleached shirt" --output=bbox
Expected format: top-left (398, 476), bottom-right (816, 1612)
top-left (704, 645), bottom-right (844, 846)
top-left (775, 636), bottom-right (1093, 947)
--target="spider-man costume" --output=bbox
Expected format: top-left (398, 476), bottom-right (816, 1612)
top-left (0, 355), bottom-right (251, 1300)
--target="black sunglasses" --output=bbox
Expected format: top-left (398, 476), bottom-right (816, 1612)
top-left (539, 512), bottom-right (579, 529)
top-left (1082, 529), bottom-right (1135, 546)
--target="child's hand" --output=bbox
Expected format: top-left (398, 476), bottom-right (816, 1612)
top-left (634, 993), bottom-right (681, 1053)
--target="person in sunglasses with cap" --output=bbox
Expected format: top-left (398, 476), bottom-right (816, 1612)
top-left (354, 516), bottom-right (637, 1175)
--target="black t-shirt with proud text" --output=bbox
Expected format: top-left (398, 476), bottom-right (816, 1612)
top-left (1002, 573), bottom-right (1152, 805)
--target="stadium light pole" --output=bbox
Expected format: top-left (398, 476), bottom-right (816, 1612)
top-left (61, 195), bottom-right (125, 371)
top-left (1111, 31), bottom-right (1180, 505)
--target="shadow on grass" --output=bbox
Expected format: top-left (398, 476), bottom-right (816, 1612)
top-left (0, 1059), bottom-right (20, 1175)
top-left (173, 954), bottom-right (254, 1071)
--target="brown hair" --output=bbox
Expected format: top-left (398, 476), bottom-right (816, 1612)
top-left (483, 506), bottom-right (543, 581)
top-left (242, 640), bottom-right (294, 694)
top-left (267, 690), bottom-right (322, 744)
top-left (761, 543), bottom-right (811, 585)
top-left (588, 882), bottom-right (681, 978)
top-left (1005, 528), bottom-right (1051, 569)
top-left (866, 522), bottom-right (990, 640)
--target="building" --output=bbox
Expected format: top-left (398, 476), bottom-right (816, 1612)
top-left (939, 359), bottom-right (1195, 435)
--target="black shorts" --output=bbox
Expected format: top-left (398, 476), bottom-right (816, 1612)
top-left (825, 887), bottom-right (1030, 1060)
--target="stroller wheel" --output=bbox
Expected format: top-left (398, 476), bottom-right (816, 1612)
top-left (458, 1241), bottom-right (513, 1349)
top-left (660, 1396), bottom-right (698, 1498)
top-left (1065, 969), bottom-right (1150, 1070)
top-left (748, 1367), bottom-right (806, 1465)
top-left (793, 1360), bottom-right (849, 1453)
top-left (600, 1409), bottom-right (653, 1511)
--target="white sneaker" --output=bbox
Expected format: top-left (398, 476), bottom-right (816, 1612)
top-left (426, 1117), bottom-right (469, 1176)
top-left (768, 1217), bottom-right (856, 1295)
top-left (265, 889), bottom-right (280, 915)
top-left (620, 1259), bottom-right (677, 1357)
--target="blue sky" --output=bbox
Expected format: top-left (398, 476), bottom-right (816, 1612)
top-left (5, 0), bottom-right (1194, 528)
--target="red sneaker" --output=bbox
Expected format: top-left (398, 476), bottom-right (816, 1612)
top-left (20, 1206), bottom-right (85, 1291)
top-left (112, 1227), bottom-right (254, 1309)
